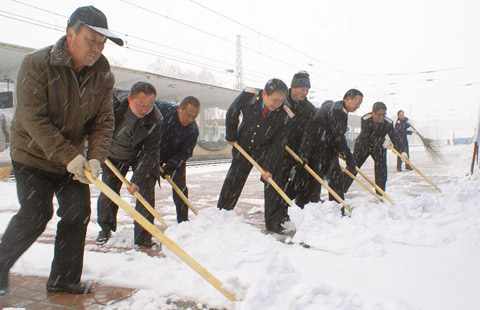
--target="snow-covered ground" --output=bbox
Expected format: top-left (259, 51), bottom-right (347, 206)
top-left (1, 145), bottom-right (479, 309)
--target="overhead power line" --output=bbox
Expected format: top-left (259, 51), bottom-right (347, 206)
top-left (0, 9), bottom-right (271, 87)
top-left (6, 0), bottom-right (352, 91)
top-left (350, 64), bottom-right (480, 77)
top-left (5, 0), bottom-right (475, 100)
top-left (13, 0), bottom-right (68, 18)
top-left (9, 1), bottom-right (244, 74)
top-left (0, 12), bottom-right (62, 32)
top-left (186, 0), bottom-right (390, 96)
top-left (119, 0), bottom-right (354, 88)
top-left (0, 9), bottom-right (62, 30)
top-left (355, 71), bottom-right (480, 87)
top-left (374, 80), bottom-right (480, 100)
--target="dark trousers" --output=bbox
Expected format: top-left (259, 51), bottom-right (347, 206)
top-left (282, 156), bottom-right (299, 199)
top-left (318, 157), bottom-right (345, 201)
top-left (308, 144), bottom-right (346, 203)
top-left (345, 143), bottom-right (388, 195)
top-left (97, 158), bottom-right (156, 245)
top-left (169, 164), bottom-right (189, 223)
top-left (0, 161), bottom-right (90, 286)
top-left (217, 148), bottom-right (288, 231)
top-left (282, 156), bottom-right (320, 208)
top-left (396, 139), bottom-right (411, 169)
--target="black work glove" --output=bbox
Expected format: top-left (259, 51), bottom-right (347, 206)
top-left (300, 156), bottom-right (309, 167)
top-left (294, 158), bottom-right (307, 169)
top-left (160, 164), bottom-right (175, 179)
top-left (346, 156), bottom-right (357, 173)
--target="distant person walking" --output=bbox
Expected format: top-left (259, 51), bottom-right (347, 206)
top-left (395, 110), bottom-right (413, 171)
top-left (0, 113), bottom-right (8, 152)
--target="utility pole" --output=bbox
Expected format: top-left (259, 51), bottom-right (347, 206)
top-left (236, 35), bottom-right (244, 90)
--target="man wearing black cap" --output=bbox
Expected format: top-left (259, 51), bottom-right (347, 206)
top-left (0, 6), bottom-right (123, 296)
top-left (217, 79), bottom-right (291, 233)
top-left (282, 71), bottom-right (317, 208)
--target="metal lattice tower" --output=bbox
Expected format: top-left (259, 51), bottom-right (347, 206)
top-left (236, 35), bottom-right (244, 90)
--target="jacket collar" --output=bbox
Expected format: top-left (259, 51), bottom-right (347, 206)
top-left (340, 100), bottom-right (348, 113)
top-left (50, 36), bottom-right (111, 73)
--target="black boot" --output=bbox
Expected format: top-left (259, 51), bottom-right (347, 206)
top-left (96, 230), bottom-right (111, 245)
top-left (135, 240), bottom-right (160, 249)
top-left (46, 281), bottom-right (93, 294)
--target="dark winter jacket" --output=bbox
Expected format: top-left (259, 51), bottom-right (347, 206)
top-left (305, 100), bottom-right (354, 165)
top-left (285, 91), bottom-right (317, 156)
top-left (156, 101), bottom-right (199, 174)
top-left (395, 118), bottom-right (412, 152)
top-left (11, 36), bottom-right (115, 173)
top-left (356, 113), bottom-right (399, 150)
top-left (111, 90), bottom-right (162, 184)
top-left (225, 88), bottom-right (289, 172)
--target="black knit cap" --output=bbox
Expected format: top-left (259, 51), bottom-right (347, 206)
top-left (291, 71), bottom-right (311, 88)
top-left (67, 6), bottom-right (124, 46)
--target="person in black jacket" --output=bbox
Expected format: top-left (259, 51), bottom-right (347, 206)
top-left (156, 97), bottom-right (200, 223)
top-left (303, 89), bottom-right (363, 208)
top-left (217, 78), bottom-right (290, 233)
top-left (395, 110), bottom-right (413, 171)
top-left (281, 71), bottom-right (317, 208)
top-left (96, 82), bottom-right (162, 248)
top-left (344, 102), bottom-right (400, 195)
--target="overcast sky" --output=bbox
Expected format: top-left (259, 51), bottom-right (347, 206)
top-left (1, 0), bottom-right (480, 139)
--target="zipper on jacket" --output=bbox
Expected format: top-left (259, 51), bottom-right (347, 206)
top-left (69, 68), bottom-right (92, 142)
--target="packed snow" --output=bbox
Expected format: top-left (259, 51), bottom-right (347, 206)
top-left (0, 145), bottom-right (479, 309)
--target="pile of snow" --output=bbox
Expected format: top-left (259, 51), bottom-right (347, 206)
top-left (1, 145), bottom-right (479, 309)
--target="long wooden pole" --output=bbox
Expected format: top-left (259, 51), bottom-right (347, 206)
top-left (408, 123), bottom-right (442, 160)
top-left (84, 169), bottom-right (237, 302)
top-left (337, 156), bottom-right (395, 205)
top-left (354, 167), bottom-right (395, 206)
top-left (470, 142), bottom-right (478, 175)
top-left (104, 159), bottom-right (168, 229)
top-left (409, 124), bottom-right (428, 146)
top-left (285, 146), bottom-right (352, 213)
top-left (0, 166), bottom-right (11, 180)
top-left (159, 166), bottom-right (199, 215)
top-left (477, 143), bottom-right (480, 170)
top-left (389, 145), bottom-right (441, 193)
top-left (341, 166), bottom-right (383, 202)
top-left (233, 142), bottom-right (293, 206)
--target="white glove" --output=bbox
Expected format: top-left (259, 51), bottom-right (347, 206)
top-left (87, 159), bottom-right (101, 180)
top-left (67, 154), bottom-right (89, 184)
top-left (401, 152), bottom-right (408, 159)
top-left (382, 140), bottom-right (391, 149)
